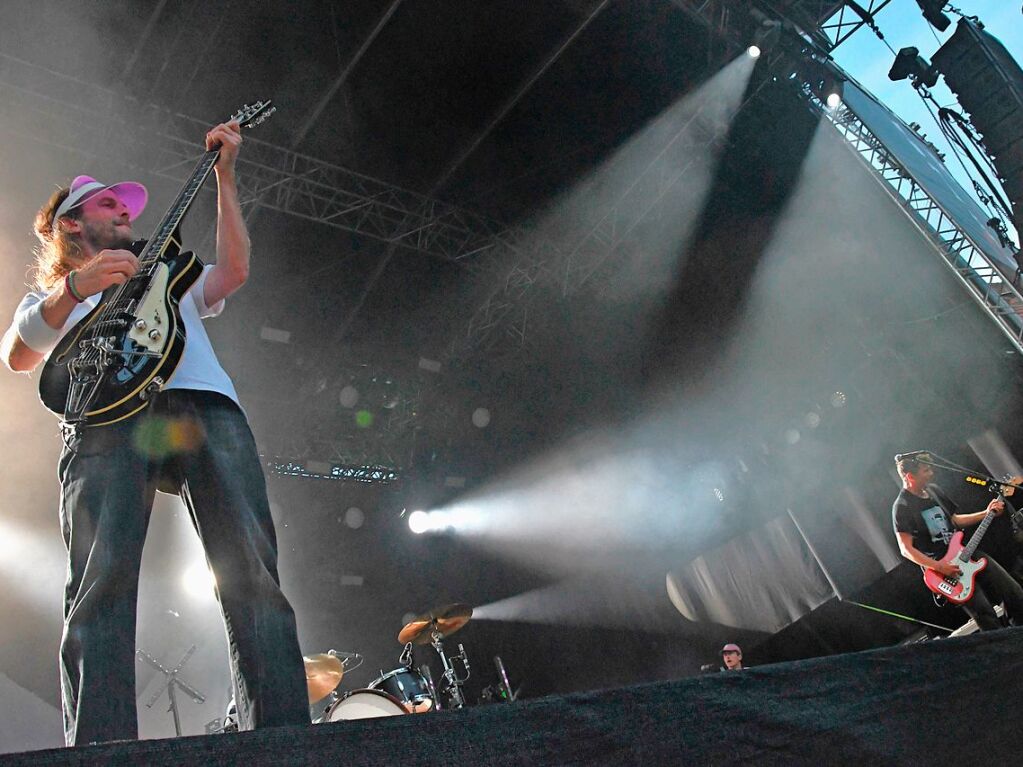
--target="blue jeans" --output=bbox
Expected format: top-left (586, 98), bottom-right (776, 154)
top-left (58, 389), bottom-right (307, 745)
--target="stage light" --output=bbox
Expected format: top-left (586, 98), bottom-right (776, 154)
top-left (830, 391), bottom-right (847, 408)
top-left (182, 563), bottom-right (216, 598)
top-left (344, 507), bottom-right (365, 529)
top-left (888, 47), bottom-right (939, 88)
top-left (784, 428), bottom-right (801, 445)
top-left (408, 510), bottom-right (430, 534)
top-left (825, 92), bottom-right (842, 109)
top-left (747, 45), bottom-right (761, 59)
top-left (339, 385), bottom-right (359, 408)
top-left (914, 0), bottom-right (951, 32)
top-left (472, 407), bottom-right (491, 428)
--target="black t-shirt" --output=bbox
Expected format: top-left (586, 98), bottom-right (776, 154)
top-left (892, 485), bottom-right (958, 559)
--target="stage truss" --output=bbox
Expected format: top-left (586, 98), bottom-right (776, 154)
top-left (0, 52), bottom-right (506, 265)
top-left (7, 3), bottom-right (1003, 481)
top-left (803, 92), bottom-right (1023, 354)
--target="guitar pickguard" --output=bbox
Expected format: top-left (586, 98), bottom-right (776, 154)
top-left (127, 262), bottom-right (171, 354)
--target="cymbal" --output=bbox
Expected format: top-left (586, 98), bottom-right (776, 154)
top-left (304, 653), bottom-right (344, 704)
top-left (398, 603), bottom-right (473, 645)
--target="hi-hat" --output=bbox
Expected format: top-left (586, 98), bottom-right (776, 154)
top-left (398, 603), bottom-right (473, 645)
top-left (304, 653), bottom-right (344, 704)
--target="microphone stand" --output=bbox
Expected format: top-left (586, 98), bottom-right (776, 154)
top-left (137, 645), bottom-right (206, 737)
top-left (914, 453), bottom-right (1021, 495)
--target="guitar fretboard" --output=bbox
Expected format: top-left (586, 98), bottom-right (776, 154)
top-left (139, 150), bottom-right (220, 269)
top-left (960, 509), bottom-right (997, 561)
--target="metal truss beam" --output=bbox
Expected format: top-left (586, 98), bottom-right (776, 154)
top-left (817, 1), bottom-right (893, 50)
top-left (290, 0), bottom-right (404, 151)
top-left (265, 459), bottom-right (400, 484)
top-left (662, 0), bottom-right (847, 51)
top-left (0, 52), bottom-right (506, 264)
top-left (807, 89), bottom-right (1023, 353)
top-left (667, 1), bottom-right (882, 52)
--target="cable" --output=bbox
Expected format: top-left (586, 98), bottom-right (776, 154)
top-left (889, 298), bottom-right (971, 325)
top-left (858, 2), bottom-right (1014, 235)
top-left (937, 107), bottom-right (1014, 219)
top-left (910, 83), bottom-right (1013, 227)
top-left (845, 599), bottom-right (954, 633)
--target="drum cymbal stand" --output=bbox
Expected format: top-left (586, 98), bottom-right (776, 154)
top-left (430, 630), bottom-right (470, 709)
top-left (420, 664), bottom-right (440, 710)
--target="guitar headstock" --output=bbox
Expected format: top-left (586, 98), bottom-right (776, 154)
top-left (229, 100), bottom-right (276, 130)
top-left (1001, 474), bottom-right (1023, 497)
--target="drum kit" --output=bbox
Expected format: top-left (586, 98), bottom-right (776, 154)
top-left (212, 601), bottom-right (516, 731)
top-left (312, 602), bottom-right (489, 723)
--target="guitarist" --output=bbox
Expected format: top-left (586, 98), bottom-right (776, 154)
top-left (0, 122), bottom-right (308, 745)
top-left (892, 452), bottom-right (1023, 631)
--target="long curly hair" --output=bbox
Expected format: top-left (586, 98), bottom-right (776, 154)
top-left (30, 185), bottom-right (84, 292)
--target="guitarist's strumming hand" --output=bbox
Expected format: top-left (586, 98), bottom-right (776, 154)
top-left (73, 249), bottom-right (140, 298)
top-left (933, 560), bottom-right (962, 578)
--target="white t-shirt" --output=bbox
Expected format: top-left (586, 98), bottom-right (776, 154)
top-left (14, 264), bottom-right (239, 405)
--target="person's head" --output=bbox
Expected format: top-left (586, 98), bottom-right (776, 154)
top-left (31, 175), bottom-right (147, 291)
top-left (721, 643), bottom-right (743, 670)
top-left (896, 453), bottom-right (934, 491)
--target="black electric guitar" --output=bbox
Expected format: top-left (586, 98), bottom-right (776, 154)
top-left (39, 101), bottom-right (275, 428)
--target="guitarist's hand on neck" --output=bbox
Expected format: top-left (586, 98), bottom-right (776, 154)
top-left (986, 497), bottom-right (1006, 516)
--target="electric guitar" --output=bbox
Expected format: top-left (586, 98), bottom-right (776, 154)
top-left (38, 101), bottom-right (275, 428)
top-left (922, 476), bottom-right (1021, 604)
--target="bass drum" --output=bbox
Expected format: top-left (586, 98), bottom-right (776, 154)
top-left (369, 668), bottom-right (434, 713)
top-left (322, 689), bottom-right (407, 721)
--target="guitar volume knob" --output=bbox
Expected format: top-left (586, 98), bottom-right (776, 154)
top-left (134, 319), bottom-right (147, 331)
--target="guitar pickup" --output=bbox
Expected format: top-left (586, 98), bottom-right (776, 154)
top-left (92, 317), bottom-right (130, 330)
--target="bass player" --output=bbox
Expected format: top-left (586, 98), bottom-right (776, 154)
top-left (0, 121), bottom-right (308, 745)
top-left (892, 452), bottom-right (1023, 631)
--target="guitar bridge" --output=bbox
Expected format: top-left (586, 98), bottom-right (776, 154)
top-left (139, 376), bottom-right (166, 402)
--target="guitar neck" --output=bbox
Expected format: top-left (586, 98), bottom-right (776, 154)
top-left (138, 149), bottom-right (221, 268)
top-left (961, 509), bottom-right (997, 561)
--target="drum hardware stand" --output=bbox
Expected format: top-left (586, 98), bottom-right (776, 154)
top-left (398, 641), bottom-right (414, 669)
top-left (480, 656), bottom-right (518, 704)
top-left (137, 645), bottom-right (206, 737)
top-left (420, 664), bottom-right (440, 710)
top-left (494, 655), bottom-right (517, 702)
top-left (430, 631), bottom-right (470, 709)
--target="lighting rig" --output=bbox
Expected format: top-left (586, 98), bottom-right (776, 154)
top-left (884, 8), bottom-right (1021, 251)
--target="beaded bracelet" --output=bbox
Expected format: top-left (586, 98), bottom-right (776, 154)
top-left (65, 270), bottom-right (85, 303)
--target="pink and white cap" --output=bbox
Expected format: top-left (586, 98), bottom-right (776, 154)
top-left (51, 175), bottom-right (148, 227)
top-left (721, 643), bottom-right (742, 654)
